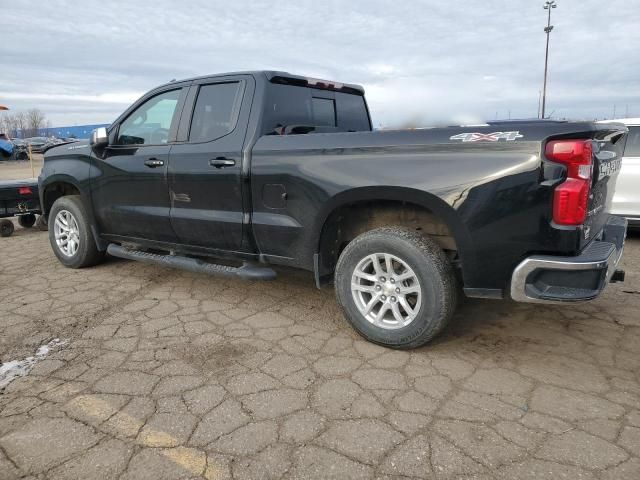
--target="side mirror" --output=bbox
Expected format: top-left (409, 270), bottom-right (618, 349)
top-left (90, 127), bottom-right (108, 148)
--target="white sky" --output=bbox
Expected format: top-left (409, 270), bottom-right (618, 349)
top-left (1, 0), bottom-right (639, 128)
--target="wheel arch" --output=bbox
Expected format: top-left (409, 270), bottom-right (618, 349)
top-left (41, 176), bottom-right (107, 251)
top-left (41, 176), bottom-right (84, 216)
top-left (313, 186), bottom-right (476, 286)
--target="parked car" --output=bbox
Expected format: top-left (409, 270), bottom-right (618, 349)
top-left (39, 71), bottom-right (628, 348)
top-left (11, 138), bottom-right (29, 160)
top-left (0, 136), bottom-right (31, 161)
top-left (598, 118), bottom-right (640, 228)
top-left (23, 137), bottom-right (49, 153)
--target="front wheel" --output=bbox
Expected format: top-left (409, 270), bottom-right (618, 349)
top-left (335, 227), bottom-right (458, 349)
top-left (48, 195), bottom-right (104, 268)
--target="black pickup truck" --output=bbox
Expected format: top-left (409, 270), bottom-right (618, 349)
top-left (39, 71), bottom-right (628, 348)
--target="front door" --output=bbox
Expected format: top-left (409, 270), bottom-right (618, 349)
top-left (168, 76), bottom-right (253, 251)
top-left (91, 87), bottom-right (185, 243)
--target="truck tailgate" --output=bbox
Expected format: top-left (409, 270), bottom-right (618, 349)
top-left (582, 127), bottom-right (627, 247)
top-left (0, 178), bottom-right (40, 217)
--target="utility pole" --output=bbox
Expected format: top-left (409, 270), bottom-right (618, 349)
top-left (537, 90), bottom-right (542, 118)
top-left (541, 0), bottom-right (557, 119)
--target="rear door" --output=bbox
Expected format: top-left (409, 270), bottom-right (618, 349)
top-left (612, 126), bottom-right (640, 219)
top-left (168, 75), bottom-right (254, 251)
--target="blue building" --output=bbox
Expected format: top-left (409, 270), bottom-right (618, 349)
top-left (38, 123), bottom-right (111, 139)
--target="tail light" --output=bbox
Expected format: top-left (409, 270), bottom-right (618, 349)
top-left (18, 186), bottom-right (32, 195)
top-left (545, 139), bottom-right (593, 226)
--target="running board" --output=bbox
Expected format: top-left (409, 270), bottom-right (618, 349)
top-left (106, 244), bottom-right (276, 281)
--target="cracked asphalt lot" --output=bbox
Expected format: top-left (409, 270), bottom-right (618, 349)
top-left (0, 225), bottom-right (639, 479)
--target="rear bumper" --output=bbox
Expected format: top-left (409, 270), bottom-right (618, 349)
top-left (510, 215), bottom-right (627, 303)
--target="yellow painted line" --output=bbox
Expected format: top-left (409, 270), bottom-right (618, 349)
top-left (67, 395), bottom-right (120, 422)
top-left (163, 447), bottom-right (207, 476)
top-left (66, 394), bottom-right (215, 478)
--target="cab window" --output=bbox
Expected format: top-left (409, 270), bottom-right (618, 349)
top-left (117, 89), bottom-right (181, 145)
top-left (188, 82), bottom-right (243, 143)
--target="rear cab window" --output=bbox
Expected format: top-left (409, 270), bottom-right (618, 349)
top-left (311, 97), bottom-right (336, 127)
top-left (262, 83), bottom-right (371, 135)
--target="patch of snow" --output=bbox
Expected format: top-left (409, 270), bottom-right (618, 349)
top-left (35, 338), bottom-right (66, 357)
top-left (0, 338), bottom-right (68, 390)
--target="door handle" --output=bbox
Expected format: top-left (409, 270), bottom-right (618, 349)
top-left (144, 158), bottom-right (164, 168)
top-left (209, 157), bottom-right (236, 168)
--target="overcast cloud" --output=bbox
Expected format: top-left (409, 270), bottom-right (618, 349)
top-left (2, 0), bottom-right (639, 128)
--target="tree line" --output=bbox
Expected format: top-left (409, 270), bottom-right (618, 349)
top-left (0, 109), bottom-right (50, 138)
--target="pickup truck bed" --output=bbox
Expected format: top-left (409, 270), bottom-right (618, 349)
top-left (38, 70), bottom-right (628, 348)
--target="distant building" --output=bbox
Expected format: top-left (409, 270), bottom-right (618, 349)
top-left (37, 123), bottom-right (110, 139)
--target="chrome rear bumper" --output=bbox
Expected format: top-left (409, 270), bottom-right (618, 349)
top-left (510, 216), bottom-right (627, 303)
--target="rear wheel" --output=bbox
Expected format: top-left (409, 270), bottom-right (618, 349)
top-left (18, 213), bottom-right (36, 228)
top-left (48, 195), bottom-right (104, 268)
top-left (335, 227), bottom-right (457, 349)
top-left (0, 219), bottom-right (14, 237)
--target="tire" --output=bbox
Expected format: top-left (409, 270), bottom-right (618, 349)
top-left (48, 195), bottom-right (104, 268)
top-left (18, 213), bottom-right (36, 228)
top-left (335, 226), bottom-right (458, 349)
top-left (0, 219), bottom-right (14, 237)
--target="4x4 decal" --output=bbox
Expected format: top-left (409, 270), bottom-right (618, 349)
top-left (450, 131), bottom-right (523, 142)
